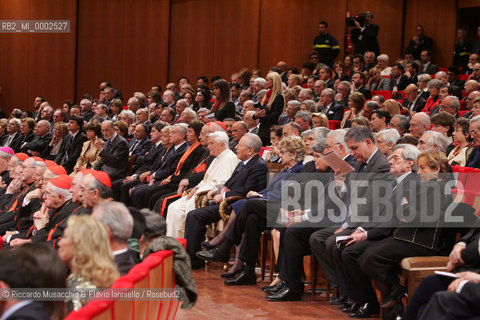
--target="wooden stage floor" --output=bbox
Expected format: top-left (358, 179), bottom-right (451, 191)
top-left (176, 263), bottom-right (377, 319)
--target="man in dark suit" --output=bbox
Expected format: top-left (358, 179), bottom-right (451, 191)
top-left (308, 126), bottom-right (391, 313)
top-left (185, 134), bottom-right (268, 268)
top-left (128, 123), bottom-right (151, 157)
top-left (406, 25), bottom-right (433, 60)
top-left (403, 84), bottom-right (427, 113)
top-left (388, 63), bottom-right (410, 92)
top-left (79, 98), bottom-right (94, 123)
top-left (23, 120), bottom-right (52, 159)
top-left (2, 118), bottom-right (23, 152)
top-left (56, 115), bottom-right (88, 174)
top-left (352, 72), bottom-right (372, 99)
top-left (112, 121), bottom-right (165, 204)
top-left (0, 245), bottom-right (51, 320)
top-left (332, 144), bottom-right (419, 318)
top-left (92, 201), bottom-right (136, 276)
top-left (420, 49), bottom-right (438, 75)
top-left (318, 88), bottom-right (344, 121)
top-left (351, 11), bottom-right (380, 56)
top-left (93, 120), bottom-right (129, 181)
top-left (130, 124), bottom-right (189, 208)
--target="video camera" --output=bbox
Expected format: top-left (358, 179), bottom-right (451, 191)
top-left (346, 13), bottom-right (367, 28)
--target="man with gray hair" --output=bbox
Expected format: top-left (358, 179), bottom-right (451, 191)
top-left (127, 97), bottom-right (140, 113)
top-left (318, 88), bottom-right (344, 121)
top-left (438, 95), bottom-right (460, 117)
top-left (463, 91), bottom-right (480, 119)
top-left (166, 131), bottom-right (240, 237)
top-left (336, 81), bottom-right (351, 107)
top-left (186, 133), bottom-right (268, 268)
top-left (467, 116), bottom-right (480, 167)
top-left (244, 111), bottom-right (259, 134)
top-left (92, 201), bottom-right (135, 275)
top-left (229, 121), bottom-right (248, 151)
top-left (174, 99), bottom-right (189, 124)
top-left (253, 78), bottom-right (266, 102)
top-left (389, 114), bottom-right (410, 136)
top-left (376, 128), bottom-right (401, 158)
top-left (94, 120), bottom-right (129, 180)
top-left (179, 108), bottom-right (197, 125)
top-left (409, 112), bottom-right (431, 139)
top-left (3, 118), bottom-right (22, 152)
top-left (294, 111), bottom-right (312, 132)
top-left (298, 88), bottom-right (314, 102)
top-left (278, 100), bottom-right (301, 125)
top-left (23, 120), bottom-right (52, 158)
top-left (417, 130), bottom-right (449, 153)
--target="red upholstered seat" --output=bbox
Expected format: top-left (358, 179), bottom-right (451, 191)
top-left (328, 120), bottom-right (340, 130)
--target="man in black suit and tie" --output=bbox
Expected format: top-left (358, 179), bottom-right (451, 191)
top-left (0, 245), bottom-right (51, 320)
top-left (185, 133), bottom-right (268, 268)
top-left (92, 201), bottom-right (136, 276)
top-left (112, 122), bottom-right (165, 205)
top-left (420, 49), bottom-right (438, 75)
top-left (388, 63), bottom-right (410, 92)
top-left (130, 124), bottom-right (189, 208)
top-left (128, 124), bottom-right (151, 157)
top-left (2, 118), bottom-right (23, 152)
top-left (56, 115), bottom-right (88, 174)
top-left (318, 88), bottom-right (344, 121)
top-left (332, 144), bottom-right (420, 318)
top-left (23, 120), bottom-right (52, 159)
top-left (308, 126), bottom-right (391, 312)
top-left (93, 120), bottom-right (129, 181)
top-left (403, 84), bottom-right (427, 113)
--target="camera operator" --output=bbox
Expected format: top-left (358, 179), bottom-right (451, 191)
top-left (350, 11), bottom-right (380, 56)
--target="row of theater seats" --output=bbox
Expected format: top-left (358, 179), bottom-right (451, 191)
top-left (65, 238), bottom-right (186, 320)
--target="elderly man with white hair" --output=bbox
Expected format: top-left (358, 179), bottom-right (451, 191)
top-left (417, 130), bottom-right (450, 153)
top-left (409, 112), bottom-right (431, 139)
top-left (376, 128), bottom-right (401, 158)
top-left (166, 131), bottom-right (240, 237)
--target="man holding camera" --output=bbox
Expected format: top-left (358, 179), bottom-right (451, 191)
top-left (350, 11), bottom-right (380, 56)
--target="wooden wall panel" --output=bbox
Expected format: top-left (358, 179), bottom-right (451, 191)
top-left (403, 0), bottom-right (456, 68)
top-left (258, 0), bottom-right (303, 75)
top-left (347, 0), bottom-right (404, 62)
top-left (121, 0), bottom-right (170, 97)
top-left (76, 0), bottom-right (125, 102)
top-left (212, 0), bottom-right (260, 79)
top-left (168, 0), bottom-right (216, 84)
top-left (301, 0), bottom-right (347, 63)
top-left (28, 0), bottom-right (77, 109)
top-left (0, 0), bottom-right (30, 113)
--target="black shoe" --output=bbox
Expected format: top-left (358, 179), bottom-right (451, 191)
top-left (330, 295), bottom-right (349, 305)
top-left (220, 267), bottom-right (244, 279)
top-left (340, 299), bottom-right (354, 311)
top-left (342, 301), bottom-right (359, 313)
top-left (224, 269), bottom-right (257, 286)
top-left (262, 281), bottom-right (286, 294)
top-left (201, 241), bottom-right (214, 250)
top-left (381, 285), bottom-right (407, 308)
top-left (195, 247), bottom-right (230, 263)
top-left (348, 301), bottom-right (380, 318)
top-left (265, 285), bottom-right (302, 301)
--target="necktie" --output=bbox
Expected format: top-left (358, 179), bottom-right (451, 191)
top-left (5, 135), bottom-right (12, 147)
top-left (358, 162), bottom-right (367, 173)
top-left (130, 141), bottom-right (138, 155)
top-left (235, 162), bottom-right (245, 173)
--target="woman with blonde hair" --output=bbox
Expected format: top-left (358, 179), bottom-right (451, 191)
top-left (47, 122), bottom-right (68, 160)
top-left (254, 71), bottom-right (285, 146)
top-left (382, 99), bottom-right (402, 117)
top-left (312, 113), bottom-right (329, 128)
top-left (58, 215), bottom-right (119, 311)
